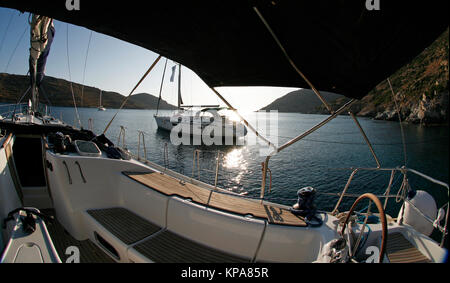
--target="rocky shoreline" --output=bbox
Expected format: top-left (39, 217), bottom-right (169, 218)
top-left (356, 91), bottom-right (449, 126)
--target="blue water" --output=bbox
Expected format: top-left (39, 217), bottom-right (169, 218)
top-left (2, 104), bottom-right (449, 246)
top-left (50, 107), bottom-right (448, 209)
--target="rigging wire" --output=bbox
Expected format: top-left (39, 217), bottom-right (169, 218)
top-left (65, 23), bottom-right (82, 128)
top-left (0, 11), bottom-right (14, 55)
top-left (3, 25), bottom-right (27, 73)
top-left (102, 55), bottom-right (162, 135)
top-left (388, 78), bottom-right (408, 166)
top-left (80, 30), bottom-right (93, 108)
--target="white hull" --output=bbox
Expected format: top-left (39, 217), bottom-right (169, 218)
top-left (154, 115), bottom-right (247, 138)
top-left (1, 133), bottom-right (446, 263)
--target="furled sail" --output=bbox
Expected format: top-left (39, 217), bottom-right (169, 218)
top-left (29, 14), bottom-right (55, 111)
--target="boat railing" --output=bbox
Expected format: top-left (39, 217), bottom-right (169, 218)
top-left (192, 149), bottom-right (223, 189)
top-left (0, 103), bottom-right (27, 119)
top-left (117, 126), bottom-right (127, 149)
top-left (119, 126), bottom-right (225, 189)
top-left (113, 125), bottom-right (448, 247)
top-left (330, 166), bottom-right (448, 247)
top-left (137, 130), bottom-right (147, 161)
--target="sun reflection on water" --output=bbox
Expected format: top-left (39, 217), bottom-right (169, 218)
top-left (222, 148), bottom-right (249, 195)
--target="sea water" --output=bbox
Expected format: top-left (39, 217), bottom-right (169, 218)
top-left (28, 106), bottom-right (450, 246)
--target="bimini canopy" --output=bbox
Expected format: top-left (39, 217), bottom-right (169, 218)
top-left (0, 0), bottom-right (448, 99)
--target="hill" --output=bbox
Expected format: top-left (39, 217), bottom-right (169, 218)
top-left (0, 73), bottom-right (177, 110)
top-left (260, 89), bottom-right (344, 113)
top-left (261, 28), bottom-right (449, 125)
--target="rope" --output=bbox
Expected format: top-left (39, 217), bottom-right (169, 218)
top-left (396, 173), bottom-right (410, 203)
top-left (66, 23), bottom-right (82, 128)
top-left (80, 30), bottom-right (93, 108)
top-left (102, 55), bottom-right (162, 135)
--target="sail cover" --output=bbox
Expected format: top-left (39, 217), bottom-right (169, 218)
top-left (29, 15), bottom-right (54, 87)
top-left (1, 0), bottom-right (448, 99)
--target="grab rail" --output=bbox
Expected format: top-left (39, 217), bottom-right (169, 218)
top-left (117, 126), bottom-right (126, 149)
top-left (75, 161), bottom-right (86, 183)
top-left (331, 166), bottom-right (449, 247)
top-left (62, 161), bottom-right (72, 185)
top-left (163, 142), bottom-right (169, 171)
top-left (137, 130), bottom-right (147, 161)
top-left (192, 150), bottom-right (201, 180)
top-left (88, 118), bottom-right (94, 132)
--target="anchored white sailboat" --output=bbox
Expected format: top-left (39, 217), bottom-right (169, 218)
top-left (98, 90), bottom-right (106, 111)
top-left (154, 62), bottom-right (247, 139)
top-left (0, 2), bottom-right (448, 265)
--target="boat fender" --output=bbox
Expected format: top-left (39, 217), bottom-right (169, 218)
top-left (397, 190), bottom-right (437, 236)
top-left (290, 187), bottom-right (323, 227)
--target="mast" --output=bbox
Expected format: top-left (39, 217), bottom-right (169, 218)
top-left (99, 89), bottom-right (102, 106)
top-left (155, 58), bottom-right (168, 116)
top-left (29, 15), bottom-right (54, 114)
top-left (177, 63), bottom-right (183, 109)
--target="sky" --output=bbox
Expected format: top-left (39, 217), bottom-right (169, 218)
top-left (0, 7), bottom-right (300, 112)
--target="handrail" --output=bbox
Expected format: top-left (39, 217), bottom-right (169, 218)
top-left (383, 170), bottom-right (396, 209)
top-left (88, 118), bottom-right (94, 132)
top-left (137, 130), bottom-right (147, 161)
top-left (74, 161), bottom-right (86, 183)
top-left (214, 151), bottom-right (221, 189)
top-left (163, 142), bottom-right (169, 171)
top-left (331, 169), bottom-right (359, 215)
top-left (330, 166), bottom-right (449, 247)
top-left (62, 161), bottom-right (72, 185)
top-left (117, 126), bottom-right (126, 149)
top-left (192, 149), bottom-right (201, 179)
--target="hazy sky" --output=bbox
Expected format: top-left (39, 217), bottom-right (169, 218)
top-left (0, 7), bottom-right (300, 111)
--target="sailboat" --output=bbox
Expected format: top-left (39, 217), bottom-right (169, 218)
top-left (0, 2), bottom-right (448, 264)
top-left (154, 62), bottom-right (247, 139)
top-left (98, 90), bottom-right (106, 111)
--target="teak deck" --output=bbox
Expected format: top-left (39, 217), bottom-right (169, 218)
top-left (123, 171), bottom-right (307, 227)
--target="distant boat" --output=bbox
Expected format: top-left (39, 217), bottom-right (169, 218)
top-left (154, 62), bottom-right (247, 139)
top-left (98, 90), bottom-right (106, 111)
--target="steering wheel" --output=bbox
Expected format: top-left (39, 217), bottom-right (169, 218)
top-left (340, 193), bottom-right (387, 263)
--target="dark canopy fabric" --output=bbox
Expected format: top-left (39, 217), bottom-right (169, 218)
top-left (1, 0), bottom-right (448, 99)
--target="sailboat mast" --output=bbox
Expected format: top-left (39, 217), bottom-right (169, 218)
top-left (156, 58), bottom-right (168, 116)
top-left (178, 63), bottom-right (182, 109)
top-left (99, 90), bottom-right (102, 106)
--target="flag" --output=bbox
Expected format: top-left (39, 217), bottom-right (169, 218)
top-left (170, 65), bottom-right (176, 82)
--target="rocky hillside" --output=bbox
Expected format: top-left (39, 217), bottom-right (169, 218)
top-left (260, 89), bottom-right (344, 113)
top-left (0, 73), bottom-right (177, 110)
top-left (323, 28), bottom-right (449, 125)
top-left (263, 28), bottom-right (449, 125)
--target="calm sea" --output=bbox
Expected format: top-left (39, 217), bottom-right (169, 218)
top-left (55, 107), bottom-right (449, 207)
top-left (4, 104), bottom-right (448, 245)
